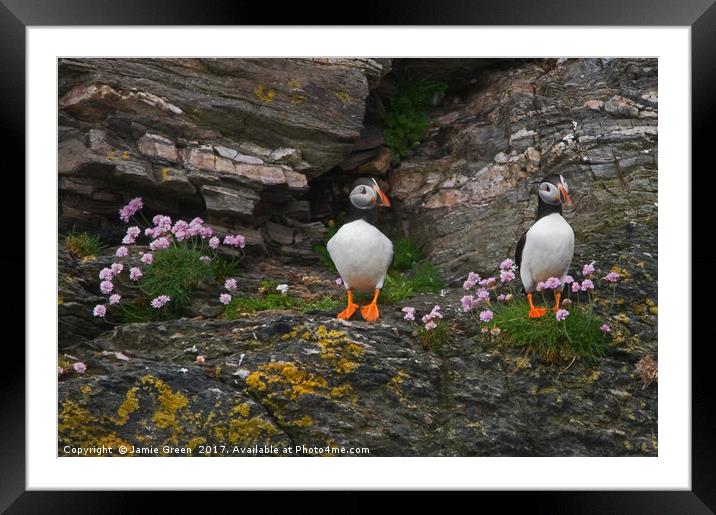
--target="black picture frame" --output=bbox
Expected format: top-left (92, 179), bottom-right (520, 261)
top-left (3, 0), bottom-right (712, 512)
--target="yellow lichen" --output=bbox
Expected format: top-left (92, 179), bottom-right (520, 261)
top-left (114, 386), bottom-right (140, 426)
top-left (160, 167), bottom-right (171, 182)
top-left (80, 385), bottom-right (93, 396)
top-left (335, 91), bottom-right (352, 104)
top-left (230, 402), bottom-right (251, 418)
top-left (287, 78), bottom-right (302, 90)
top-left (291, 94), bottom-right (307, 104)
top-left (387, 370), bottom-right (408, 398)
top-left (254, 84), bottom-right (276, 103)
top-left (58, 295), bottom-right (64, 305)
top-left (140, 375), bottom-right (189, 432)
top-left (246, 362), bottom-right (330, 400)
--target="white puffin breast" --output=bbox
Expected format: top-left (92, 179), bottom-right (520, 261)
top-left (327, 219), bottom-right (394, 292)
top-left (520, 213), bottom-right (574, 292)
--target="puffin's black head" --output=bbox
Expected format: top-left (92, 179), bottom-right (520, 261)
top-left (538, 174), bottom-right (572, 207)
top-left (349, 178), bottom-right (391, 210)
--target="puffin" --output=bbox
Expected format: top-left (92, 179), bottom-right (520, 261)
top-left (327, 178), bottom-right (393, 322)
top-left (515, 173), bottom-right (574, 318)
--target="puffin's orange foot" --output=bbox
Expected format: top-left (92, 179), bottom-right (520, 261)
top-left (337, 303), bottom-right (359, 320)
top-left (360, 303), bottom-right (380, 322)
top-left (528, 307), bottom-right (547, 319)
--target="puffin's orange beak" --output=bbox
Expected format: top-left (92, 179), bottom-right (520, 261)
top-left (371, 179), bottom-right (391, 207)
top-left (558, 184), bottom-right (572, 206)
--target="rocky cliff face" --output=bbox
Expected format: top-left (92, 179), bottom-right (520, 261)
top-left (388, 58), bottom-right (657, 283)
top-left (58, 58), bottom-right (658, 457)
top-left (59, 58), bottom-right (389, 259)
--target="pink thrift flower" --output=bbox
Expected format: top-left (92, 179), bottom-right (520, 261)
top-left (208, 236), bottom-right (220, 249)
top-left (542, 277), bottom-right (561, 290)
top-left (582, 262), bottom-right (595, 277)
top-left (490, 326), bottom-right (501, 336)
top-left (536, 282), bottom-right (545, 292)
top-left (224, 278), bottom-right (237, 290)
top-left (429, 305), bottom-right (443, 319)
top-left (150, 237), bottom-right (171, 251)
top-left (600, 324), bottom-right (611, 333)
top-left (479, 277), bottom-right (496, 288)
top-left (571, 282), bottom-right (581, 293)
top-left (424, 320), bottom-right (437, 331)
top-left (335, 277), bottom-right (343, 286)
top-left (402, 307), bottom-right (415, 321)
top-left (561, 298), bottom-right (572, 306)
top-left (140, 252), bottom-right (154, 265)
top-left (189, 217), bottom-right (204, 227)
top-left (499, 270), bottom-right (515, 283)
top-left (479, 310), bottom-right (493, 323)
top-left (199, 226), bottom-right (213, 239)
top-left (223, 234), bottom-right (246, 248)
top-left (109, 294), bottom-right (121, 305)
top-left (129, 267), bottom-right (143, 281)
top-left (199, 256), bottom-right (211, 263)
top-left (497, 294), bottom-right (507, 302)
top-left (99, 268), bottom-right (114, 281)
top-left (581, 279), bottom-right (595, 292)
top-left (100, 280), bottom-right (114, 294)
top-left (144, 227), bottom-right (155, 238)
top-left (115, 246), bottom-right (129, 258)
top-left (460, 295), bottom-right (474, 312)
top-left (555, 309), bottom-right (569, 321)
top-left (604, 271), bottom-right (620, 283)
top-left (564, 275), bottom-right (575, 284)
top-left (118, 197), bottom-right (143, 223)
top-left (73, 362), bottom-right (87, 374)
top-left (463, 272), bottom-right (481, 290)
top-left (476, 288), bottom-right (490, 304)
top-left (219, 293), bottom-right (232, 305)
top-left (500, 258), bottom-right (514, 270)
top-left (111, 262), bottom-right (124, 275)
top-left (93, 304), bottom-right (107, 318)
top-left (122, 226), bottom-right (141, 245)
top-left (58, 366), bottom-right (64, 376)
top-left (276, 284), bottom-right (289, 295)
top-left (481, 326), bottom-right (489, 334)
top-left (151, 295), bottom-right (171, 309)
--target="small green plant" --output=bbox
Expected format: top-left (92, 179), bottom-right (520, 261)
top-left (417, 319), bottom-right (450, 351)
top-left (382, 261), bottom-right (445, 304)
top-left (382, 78), bottom-right (447, 164)
top-left (92, 197), bottom-right (248, 324)
top-left (137, 246), bottom-right (212, 317)
top-left (401, 305), bottom-right (451, 352)
top-left (391, 238), bottom-right (424, 270)
top-left (222, 292), bottom-right (340, 319)
top-left (460, 260), bottom-right (621, 363)
top-left (63, 230), bottom-right (102, 258)
top-left (490, 298), bottom-right (608, 362)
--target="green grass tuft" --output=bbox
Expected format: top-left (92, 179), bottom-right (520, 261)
top-left (222, 293), bottom-right (340, 319)
top-left (381, 261), bottom-right (445, 304)
top-left (119, 245), bottom-right (213, 322)
top-left (491, 298), bottom-right (609, 361)
top-left (391, 238), bottom-right (424, 270)
top-left (63, 230), bottom-right (103, 258)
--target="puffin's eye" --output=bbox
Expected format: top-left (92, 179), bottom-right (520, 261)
top-left (360, 186), bottom-right (366, 194)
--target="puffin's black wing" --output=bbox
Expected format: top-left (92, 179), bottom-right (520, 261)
top-left (515, 231), bottom-right (527, 294)
top-left (515, 231), bottom-right (527, 270)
